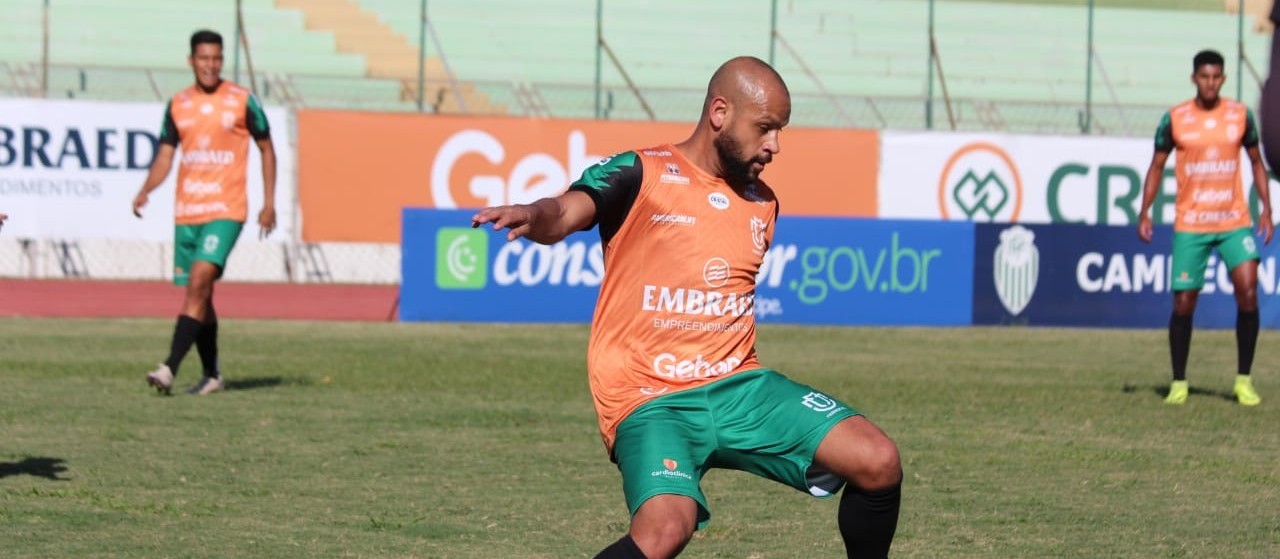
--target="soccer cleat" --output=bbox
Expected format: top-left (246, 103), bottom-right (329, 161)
top-left (1164, 380), bottom-right (1189, 405)
top-left (1234, 375), bottom-right (1261, 406)
top-left (146, 364), bottom-right (174, 395)
top-left (186, 376), bottom-right (223, 396)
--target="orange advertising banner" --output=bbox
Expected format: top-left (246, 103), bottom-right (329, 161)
top-left (298, 111), bottom-right (879, 242)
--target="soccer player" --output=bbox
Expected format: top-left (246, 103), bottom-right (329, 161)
top-left (472, 57), bottom-right (901, 559)
top-left (132, 29), bottom-right (277, 396)
top-left (1138, 49), bottom-right (1272, 406)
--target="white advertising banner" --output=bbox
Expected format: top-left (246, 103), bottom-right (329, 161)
top-left (879, 131), bottom-right (1277, 226)
top-left (0, 98), bottom-right (294, 241)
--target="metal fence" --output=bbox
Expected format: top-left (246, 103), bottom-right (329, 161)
top-left (3, 0), bottom-right (1273, 134)
top-left (0, 0), bottom-right (1275, 284)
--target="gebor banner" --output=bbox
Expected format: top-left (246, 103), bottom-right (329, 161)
top-left (973, 223), bottom-right (1280, 328)
top-left (879, 131), bottom-right (1278, 227)
top-left (401, 209), bottom-right (973, 326)
top-left (299, 111), bottom-right (880, 243)
top-left (0, 98), bottom-right (294, 241)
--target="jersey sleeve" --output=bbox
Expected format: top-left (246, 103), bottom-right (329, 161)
top-left (1153, 111), bottom-right (1174, 153)
top-left (1243, 107), bottom-right (1260, 149)
top-left (246, 94), bottom-right (271, 140)
top-left (567, 151), bottom-right (643, 244)
top-left (158, 100), bottom-right (180, 147)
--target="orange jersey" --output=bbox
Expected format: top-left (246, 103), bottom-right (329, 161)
top-left (1154, 98), bottom-right (1260, 232)
top-left (159, 81), bottom-right (271, 224)
top-left (568, 145), bottom-right (779, 451)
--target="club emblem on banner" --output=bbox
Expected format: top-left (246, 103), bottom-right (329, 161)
top-left (994, 225), bottom-right (1039, 316)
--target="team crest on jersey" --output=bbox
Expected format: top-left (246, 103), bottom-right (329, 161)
top-left (750, 216), bottom-right (768, 252)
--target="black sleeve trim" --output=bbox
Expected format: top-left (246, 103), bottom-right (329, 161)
top-left (158, 101), bottom-right (179, 147)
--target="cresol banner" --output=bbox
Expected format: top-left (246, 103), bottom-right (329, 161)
top-left (402, 209), bottom-right (974, 326)
top-left (0, 98), bottom-right (294, 241)
top-left (879, 130), bottom-right (1277, 227)
top-left (974, 223), bottom-right (1280, 328)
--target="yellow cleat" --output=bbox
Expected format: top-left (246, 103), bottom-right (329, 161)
top-left (1165, 380), bottom-right (1189, 405)
top-left (1234, 375), bottom-right (1261, 406)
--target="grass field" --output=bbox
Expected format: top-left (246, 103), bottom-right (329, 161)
top-left (2, 317), bottom-right (1278, 558)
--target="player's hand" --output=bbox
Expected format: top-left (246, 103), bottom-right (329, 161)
top-left (471, 205), bottom-right (535, 241)
top-left (258, 205), bottom-right (277, 240)
top-left (1137, 214), bottom-right (1153, 243)
top-left (132, 191), bottom-right (149, 218)
top-left (1259, 208), bottom-right (1274, 245)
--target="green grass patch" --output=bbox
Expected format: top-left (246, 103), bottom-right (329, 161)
top-left (1, 318), bottom-right (1278, 558)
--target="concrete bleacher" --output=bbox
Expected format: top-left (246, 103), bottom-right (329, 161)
top-left (0, 0), bottom-right (1272, 134)
top-left (1, 0), bottom-right (365, 76)
top-left (344, 0), bottom-right (1270, 132)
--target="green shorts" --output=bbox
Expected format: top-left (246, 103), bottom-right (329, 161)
top-left (612, 368), bottom-right (860, 529)
top-left (174, 220), bottom-right (243, 286)
top-left (1170, 228), bottom-right (1259, 292)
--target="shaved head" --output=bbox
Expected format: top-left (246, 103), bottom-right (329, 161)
top-left (701, 56), bottom-right (790, 119)
top-left (689, 56), bottom-right (790, 187)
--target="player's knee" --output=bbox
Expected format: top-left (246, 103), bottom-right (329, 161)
top-left (858, 437), bottom-right (902, 491)
top-left (631, 513), bottom-right (695, 559)
top-left (1235, 286), bottom-right (1258, 310)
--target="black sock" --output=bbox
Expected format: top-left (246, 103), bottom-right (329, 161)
top-left (164, 315), bottom-right (203, 376)
top-left (594, 534), bottom-right (646, 559)
top-left (196, 304), bottom-right (220, 378)
top-left (1237, 310), bottom-right (1259, 375)
top-left (839, 482), bottom-right (901, 559)
top-left (1169, 313), bottom-right (1193, 382)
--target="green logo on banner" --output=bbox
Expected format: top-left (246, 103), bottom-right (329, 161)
top-left (435, 228), bottom-right (487, 289)
top-left (952, 170), bottom-right (1010, 220)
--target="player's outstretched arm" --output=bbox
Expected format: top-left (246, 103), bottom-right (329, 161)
top-left (133, 143), bottom-right (176, 218)
top-left (471, 191), bottom-right (596, 244)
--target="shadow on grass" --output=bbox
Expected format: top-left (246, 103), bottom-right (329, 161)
top-left (224, 376), bottom-right (313, 392)
top-left (1122, 382), bottom-right (1236, 402)
top-left (0, 457), bottom-right (69, 481)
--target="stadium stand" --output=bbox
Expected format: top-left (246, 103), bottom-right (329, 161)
top-left (0, 0), bottom-right (1273, 134)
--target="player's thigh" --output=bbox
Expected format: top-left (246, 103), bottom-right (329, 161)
top-left (1217, 227), bottom-right (1261, 271)
top-left (173, 224), bottom-right (201, 287)
top-left (1171, 231), bottom-right (1215, 291)
top-left (191, 219), bottom-right (244, 277)
top-left (709, 370), bottom-right (860, 497)
top-left (613, 395), bottom-right (716, 529)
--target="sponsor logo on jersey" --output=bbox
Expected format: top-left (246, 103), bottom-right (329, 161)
top-left (708, 192), bottom-right (730, 210)
top-left (651, 213), bottom-right (696, 226)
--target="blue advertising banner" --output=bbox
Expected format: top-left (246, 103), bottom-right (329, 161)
top-left (401, 209), bottom-right (975, 325)
top-left (401, 209), bottom-right (602, 322)
top-left (973, 223), bottom-right (1280, 328)
top-left (756, 217), bottom-right (974, 326)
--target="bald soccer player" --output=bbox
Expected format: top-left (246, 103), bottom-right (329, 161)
top-left (472, 56), bottom-right (902, 559)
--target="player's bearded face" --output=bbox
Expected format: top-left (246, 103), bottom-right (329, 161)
top-left (713, 130), bottom-right (760, 186)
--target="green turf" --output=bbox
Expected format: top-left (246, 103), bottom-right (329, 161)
top-left (1, 317), bottom-right (1278, 558)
